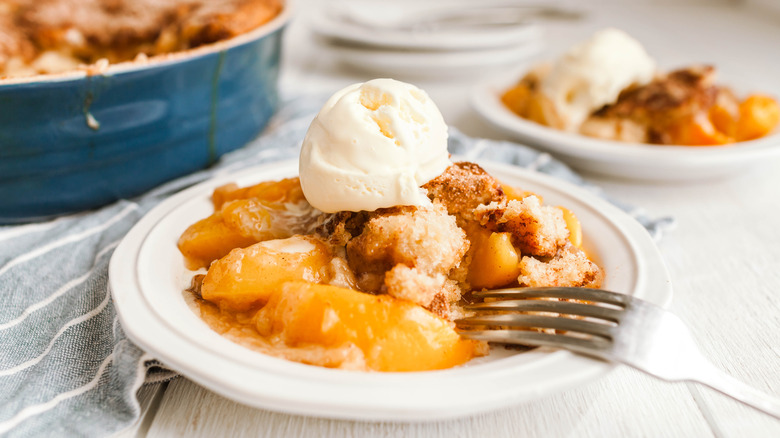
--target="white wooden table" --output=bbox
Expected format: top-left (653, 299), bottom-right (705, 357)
top-left (123, 2), bottom-right (780, 436)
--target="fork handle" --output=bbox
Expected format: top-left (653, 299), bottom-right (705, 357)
top-left (691, 361), bottom-right (780, 420)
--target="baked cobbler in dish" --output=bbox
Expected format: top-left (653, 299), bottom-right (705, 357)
top-left (501, 28), bottom-right (779, 146)
top-left (177, 79), bottom-right (604, 372)
top-left (0, 0), bottom-right (283, 77)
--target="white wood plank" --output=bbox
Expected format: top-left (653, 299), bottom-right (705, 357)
top-left (591, 164), bottom-right (780, 436)
top-left (147, 368), bottom-right (716, 438)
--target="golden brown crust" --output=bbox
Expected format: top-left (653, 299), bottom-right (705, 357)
top-left (422, 162), bottom-right (505, 224)
top-left (1, 0), bottom-right (283, 75)
top-left (591, 65), bottom-right (726, 143)
top-left (475, 197), bottom-right (569, 258)
top-left (429, 280), bottom-right (462, 320)
top-left (182, 0), bottom-right (281, 47)
top-left (382, 267), bottom-right (462, 319)
top-left (313, 210), bottom-right (370, 248)
top-left (598, 66), bottom-right (717, 119)
top-left (519, 243), bottom-right (603, 288)
top-left (383, 265), bottom-right (442, 307)
top-left (0, 4), bottom-right (33, 66)
top-left (344, 204), bottom-right (469, 316)
top-left (346, 205), bottom-right (468, 280)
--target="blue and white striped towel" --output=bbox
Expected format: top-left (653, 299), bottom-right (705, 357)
top-left (0, 96), bottom-right (674, 437)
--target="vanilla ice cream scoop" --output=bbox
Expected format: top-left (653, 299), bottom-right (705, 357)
top-left (541, 28), bottom-right (656, 131)
top-left (299, 79), bottom-right (451, 213)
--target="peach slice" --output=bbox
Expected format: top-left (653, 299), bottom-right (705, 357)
top-left (736, 94), bottom-right (780, 142)
top-left (212, 177), bottom-right (305, 210)
top-left (177, 213), bottom-right (257, 270)
top-left (559, 206), bottom-right (582, 248)
top-left (201, 236), bottom-right (332, 312)
top-left (256, 282), bottom-right (483, 372)
top-left (468, 231), bottom-right (521, 290)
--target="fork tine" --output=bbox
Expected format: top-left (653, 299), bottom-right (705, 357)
top-left (455, 314), bottom-right (615, 339)
top-left (455, 329), bottom-right (612, 356)
top-left (465, 300), bottom-right (623, 322)
top-left (471, 287), bottom-right (630, 307)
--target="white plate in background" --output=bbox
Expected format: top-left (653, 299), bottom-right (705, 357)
top-left (471, 70), bottom-right (780, 181)
top-left (319, 39), bottom-right (542, 79)
top-left (109, 158), bottom-right (672, 421)
top-left (308, 2), bottom-right (544, 51)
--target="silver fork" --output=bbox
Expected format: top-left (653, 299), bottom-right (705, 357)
top-left (455, 287), bottom-right (780, 419)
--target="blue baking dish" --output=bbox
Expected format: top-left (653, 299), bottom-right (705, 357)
top-left (0, 5), bottom-right (290, 224)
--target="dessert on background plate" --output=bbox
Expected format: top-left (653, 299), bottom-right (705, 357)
top-left (177, 79), bottom-right (604, 372)
top-left (501, 28), bottom-right (780, 146)
top-left (0, 0), bottom-right (283, 78)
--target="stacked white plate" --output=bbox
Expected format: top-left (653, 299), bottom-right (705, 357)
top-left (307, 1), bottom-right (573, 78)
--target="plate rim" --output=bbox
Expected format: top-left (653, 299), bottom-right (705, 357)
top-left (308, 6), bottom-right (542, 52)
top-left (109, 157), bottom-right (673, 421)
top-left (318, 39), bottom-right (542, 78)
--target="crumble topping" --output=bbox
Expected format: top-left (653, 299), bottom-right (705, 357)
top-left (422, 161), bottom-right (505, 224)
top-left (475, 197), bottom-right (570, 258)
top-left (519, 243), bottom-right (603, 288)
top-left (345, 203), bottom-right (469, 317)
top-left (585, 65), bottom-right (723, 144)
top-left (0, 0), bottom-right (283, 77)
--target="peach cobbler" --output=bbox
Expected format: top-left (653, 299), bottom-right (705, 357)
top-left (177, 79), bottom-right (604, 372)
top-left (501, 28), bottom-right (780, 146)
top-left (0, 0), bottom-right (283, 78)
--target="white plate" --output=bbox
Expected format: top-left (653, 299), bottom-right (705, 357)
top-left (320, 39), bottom-right (542, 79)
top-left (109, 158), bottom-right (672, 421)
top-left (308, 2), bottom-right (542, 52)
top-left (471, 70), bottom-right (780, 181)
